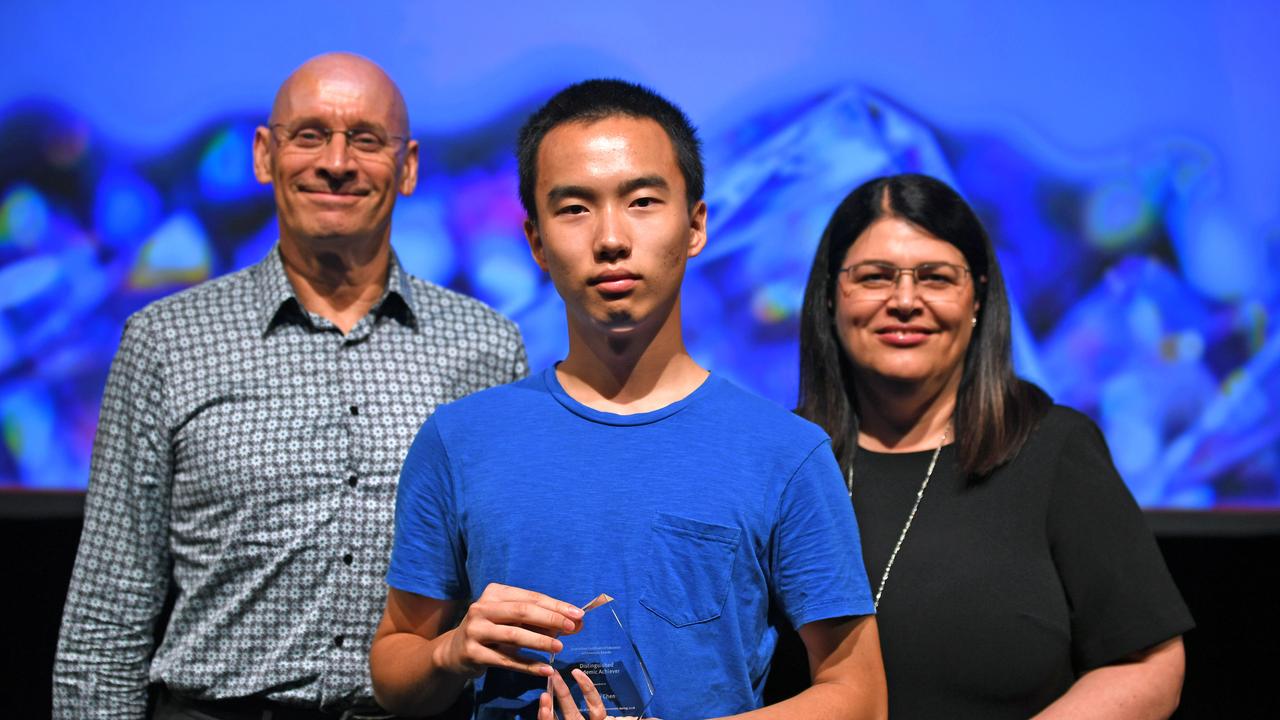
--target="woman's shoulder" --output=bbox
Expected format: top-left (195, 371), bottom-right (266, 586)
top-left (1016, 404), bottom-right (1109, 462)
top-left (1039, 403), bottom-right (1099, 433)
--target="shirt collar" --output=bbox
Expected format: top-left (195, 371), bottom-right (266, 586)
top-left (251, 244), bottom-right (420, 335)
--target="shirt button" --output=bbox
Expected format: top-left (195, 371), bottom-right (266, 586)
top-left (343, 553), bottom-right (353, 565)
top-left (349, 405), bottom-right (359, 416)
top-left (347, 475), bottom-right (358, 488)
top-left (334, 635), bottom-right (345, 648)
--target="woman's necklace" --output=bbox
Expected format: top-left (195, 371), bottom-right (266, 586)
top-left (846, 429), bottom-right (949, 609)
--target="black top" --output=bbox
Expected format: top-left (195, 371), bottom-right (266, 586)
top-left (851, 406), bottom-right (1194, 719)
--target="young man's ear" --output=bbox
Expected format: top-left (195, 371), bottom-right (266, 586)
top-left (523, 218), bottom-right (548, 271)
top-left (252, 126), bottom-right (274, 184)
top-left (687, 200), bottom-right (708, 259)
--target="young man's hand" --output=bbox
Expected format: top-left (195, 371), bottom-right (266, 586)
top-left (538, 668), bottom-right (651, 720)
top-left (436, 582), bottom-right (585, 678)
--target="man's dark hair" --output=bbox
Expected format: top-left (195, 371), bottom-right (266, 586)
top-left (516, 79), bottom-right (704, 221)
top-left (797, 173), bottom-right (1051, 479)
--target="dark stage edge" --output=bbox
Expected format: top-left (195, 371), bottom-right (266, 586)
top-left (4, 496), bottom-right (1279, 716)
top-left (6, 490), bottom-right (1280, 536)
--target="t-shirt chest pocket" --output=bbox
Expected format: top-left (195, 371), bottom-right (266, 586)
top-left (639, 513), bottom-right (741, 627)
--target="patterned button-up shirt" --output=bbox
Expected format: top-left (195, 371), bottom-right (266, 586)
top-left (54, 247), bottom-right (527, 717)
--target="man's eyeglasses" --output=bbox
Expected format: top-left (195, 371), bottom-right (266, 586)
top-left (269, 124), bottom-right (408, 156)
top-left (837, 261), bottom-right (975, 301)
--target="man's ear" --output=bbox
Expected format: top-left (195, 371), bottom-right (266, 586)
top-left (523, 218), bottom-right (548, 271)
top-left (398, 139), bottom-right (420, 196)
top-left (687, 200), bottom-right (708, 259)
top-left (252, 126), bottom-right (273, 185)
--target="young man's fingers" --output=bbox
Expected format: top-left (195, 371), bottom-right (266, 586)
top-left (549, 671), bottom-right (584, 720)
top-left (538, 690), bottom-right (557, 720)
top-left (474, 621), bottom-right (565, 655)
top-left (570, 668), bottom-right (607, 720)
top-left (484, 600), bottom-right (581, 635)
top-left (485, 584), bottom-right (585, 624)
top-left (471, 644), bottom-right (556, 678)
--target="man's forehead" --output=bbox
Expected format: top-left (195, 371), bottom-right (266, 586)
top-left (280, 76), bottom-right (381, 112)
top-left (580, 130), bottom-right (632, 154)
top-left (538, 116), bottom-right (680, 180)
top-left (285, 76), bottom-right (374, 111)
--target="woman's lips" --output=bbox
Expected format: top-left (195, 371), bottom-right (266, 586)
top-left (876, 327), bottom-right (933, 347)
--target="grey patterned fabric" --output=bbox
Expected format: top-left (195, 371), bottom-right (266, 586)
top-left (54, 247), bottom-right (527, 717)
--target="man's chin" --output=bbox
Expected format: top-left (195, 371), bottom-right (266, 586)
top-left (287, 224), bottom-right (379, 246)
top-left (597, 312), bottom-right (641, 334)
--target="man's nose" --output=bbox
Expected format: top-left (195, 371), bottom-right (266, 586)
top-left (594, 206), bottom-right (631, 261)
top-left (316, 135), bottom-right (358, 177)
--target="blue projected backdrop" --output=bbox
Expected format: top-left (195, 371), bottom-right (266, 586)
top-left (1, 2), bottom-right (1278, 508)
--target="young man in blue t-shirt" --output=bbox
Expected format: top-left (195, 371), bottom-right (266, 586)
top-left (369, 79), bottom-right (886, 720)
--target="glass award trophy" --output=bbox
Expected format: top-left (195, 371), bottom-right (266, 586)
top-left (548, 594), bottom-right (656, 718)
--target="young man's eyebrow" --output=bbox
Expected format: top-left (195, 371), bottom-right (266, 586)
top-left (545, 176), bottom-right (670, 206)
top-left (618, 175), bottom-right (669, 196)
top-left (546, 185), bottom-right (597, 205)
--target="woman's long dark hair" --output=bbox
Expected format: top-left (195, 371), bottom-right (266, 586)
top-left (797, 173), bottom-right (1050, 478)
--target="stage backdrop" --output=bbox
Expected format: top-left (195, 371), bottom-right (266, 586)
top-left (1, 1), bottom-right (1278, 508)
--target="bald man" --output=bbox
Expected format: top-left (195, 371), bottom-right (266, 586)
top-left (53, 53), bottom-right (526, 719)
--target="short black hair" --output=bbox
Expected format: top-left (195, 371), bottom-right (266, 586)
top-left (516, 79), bottom-right (704, 221)
top-left (797, 173), bottom-right (1050, 479)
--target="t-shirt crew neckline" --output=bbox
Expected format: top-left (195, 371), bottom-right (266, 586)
top-left (542, 365), bottom-right (720, 426)
top-left (856, 443), bottom-right (958, 464)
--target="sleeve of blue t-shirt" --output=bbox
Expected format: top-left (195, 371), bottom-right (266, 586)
top-left (386, 416), bottom-right (468, 600)
top-left (771, 441), bottom-right (876, 628)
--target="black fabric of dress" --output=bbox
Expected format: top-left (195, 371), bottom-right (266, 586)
top-left (851, 406), bottom-right (1193, 719)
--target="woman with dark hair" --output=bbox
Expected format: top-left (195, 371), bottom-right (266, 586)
top-left (798, 173), bottom-right (1192, 718)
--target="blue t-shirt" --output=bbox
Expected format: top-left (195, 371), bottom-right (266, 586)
top-left (387, 368), bottom-right (874, 719)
